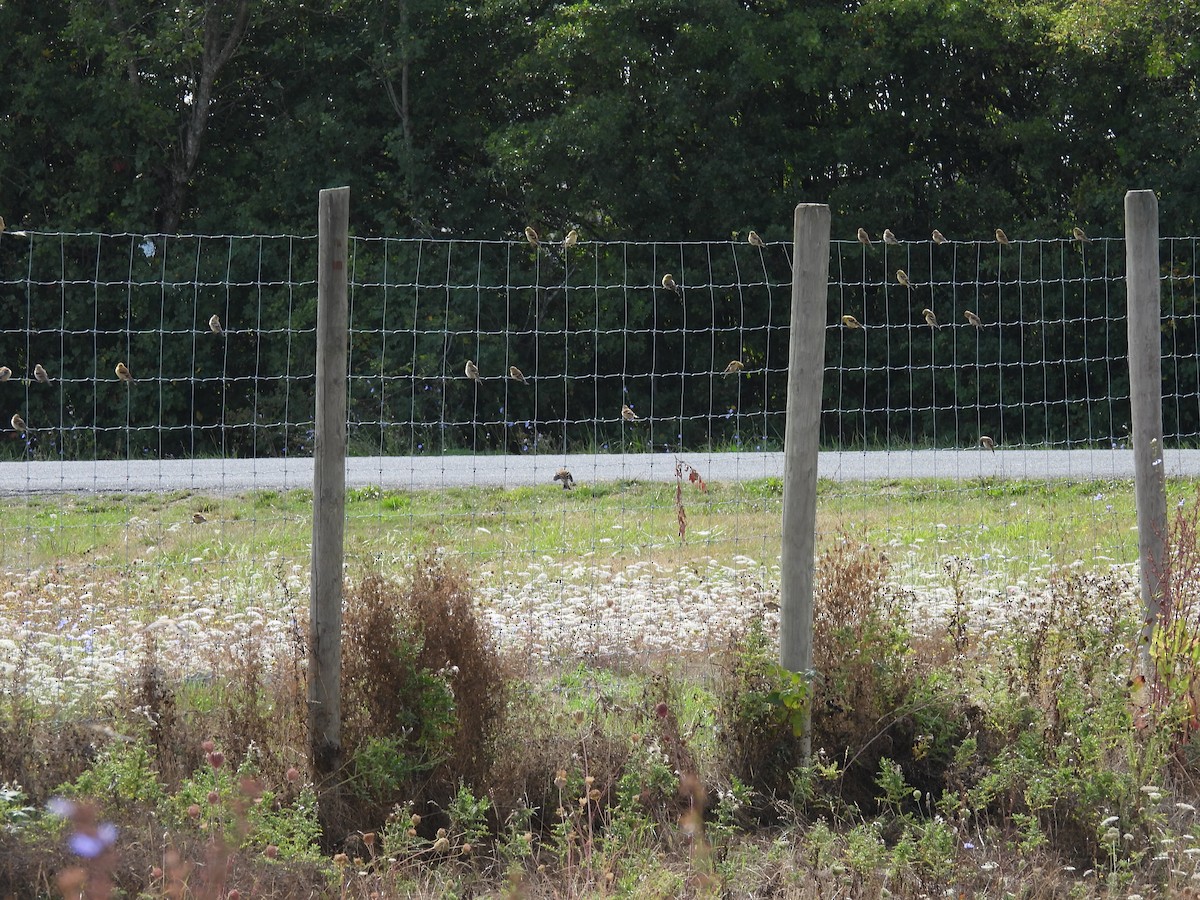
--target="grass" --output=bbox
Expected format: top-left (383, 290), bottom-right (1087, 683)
top-left (0, 475), bottom-right (1185, 577)
top-left (3, 475), bottom-right (1200, 896)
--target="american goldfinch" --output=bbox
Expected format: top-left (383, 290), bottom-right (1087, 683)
top-left (563, 229), bottom-right (578, 248)
top-left (964, 310), bottom-right (983, 328)
top-left (841, 314), bottom-right (863, 329)
top-left (465, 360), bottom-right (480, 381)
top-left (661, 273), bottom-right (681, 295)
top-left (979, 435), bottom-right (995, 452)
top-left (896, 269), bottom-right (912, 288)
top-left (1072, 227), bottom-right (1090, 243)
top-left (857, 227), bottom-right (871, 246)
top-left (995, 228), bottom-right (1010, 245)
top-left (524, 226), bottom-right (539, 247)
top-left (192, 512), bottom-right (207, 524)
top-left (209, 314), bottom-right (222, 334)
top-left (11, 413), bottom-right (26, 432)
top-left (0, 366), bottom-right (10, 382)
top-left (747, 230), bottom-right (765, 248)
top-left (932, 229), bottom-right (947, 244)
top-left (722, 359), bottom-right (744, 375)
top-left (553, 467), bottom-right (575, 489)
top-left (621, 404), bottom-right (641, 422)
top-left (33, 364), bottom-right (48, 384)
top-left (883, 228), bottom-right (899, 245)
top-left (509, 365), bottom-right (527, 384)
top-left (922, 308), bottom-right (939, 328)
top-left (115, 361), bottom-right (133, 382)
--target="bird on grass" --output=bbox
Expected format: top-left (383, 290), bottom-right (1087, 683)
top-left (883, 228), bottom-right (899, 245)
top-left (932, 229), bottom-right (947, 244)
top-left (661, 273), bottom-right (681, 296)
top-left (33, 364), bottom-right (49, 384)
top-left (1072, 227), bottom-right (1091, 243)
top-left (11, 413), bottom-right (26, 432)
top-left (465, 360), bottom-right (480, 381)
top-left (722, 360), bottom-right (744, 375)
top-left (192, 512), bottom-right (207, 524)
top-left (922, 308), bottom-right (940, 328)
top-left (509, 365), bottom-right (528, 384)
top-left (0, 366), bottom-right (9, 382)
top-left (524, 226), bottom-right (540, 247)
top-left (964, 310), bottom-right (983, 328)
top-left (621, 404), bottom-right (641, 422)
top-left (857, 227), bottom-right (871, 246)
top-left (979, 435), bottom-right (995, 452)
top-left (553, 468), bottom-right (575, 490)
top-left (115, 362), bottom-right (133, 382)
top-left (209, 314), bottom-right (223, 334)
top-left (841, 314), bottom-right (863, 329)
top-left (995, 228), bottom-right (1010, 246)
top-left (896, 269), bottom-right (912, 289)
top-left (747, 231), bottom-right (765, 248)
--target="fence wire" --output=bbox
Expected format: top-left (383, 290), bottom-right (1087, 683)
top-left (0, 227), bottom-right (1194, 693)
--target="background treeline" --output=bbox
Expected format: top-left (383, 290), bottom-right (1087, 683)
top-left (0, 0), bottom-right (1197, 458)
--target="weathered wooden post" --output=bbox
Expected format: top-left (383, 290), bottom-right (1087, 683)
top-left (1125, 189), bottom-right (1169, 667)
top-left (310, 187), bottom-right (349, 785)
top-left (780, 203), bottom-right (830, 760)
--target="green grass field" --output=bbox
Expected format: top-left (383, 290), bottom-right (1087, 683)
top-left (0, 475), bottom-right (1187, 577)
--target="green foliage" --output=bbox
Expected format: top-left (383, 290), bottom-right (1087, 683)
top-left (0, 783), bottom-right (37, 832)
top-left (65, 741), bottom-right (165, 808)
top-left (349, 735), bottom-right (432, 803)
top-left (3, 0), bottom-right (1198, 240)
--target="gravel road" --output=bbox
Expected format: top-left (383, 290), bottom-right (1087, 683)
top-left (0, 448), bottom-right (1195, 495)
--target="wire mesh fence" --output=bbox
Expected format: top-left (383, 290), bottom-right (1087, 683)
top-left (0, 224), bottom-right (1195, 695)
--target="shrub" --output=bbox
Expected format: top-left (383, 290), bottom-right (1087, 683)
top-left (341, 560), bottom-right (507, 815)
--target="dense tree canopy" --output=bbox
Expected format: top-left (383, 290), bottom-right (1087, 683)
top-left (1, 0), bottom-right (1198, 238)
top-left (1, 0), bottom-right (1198, 458)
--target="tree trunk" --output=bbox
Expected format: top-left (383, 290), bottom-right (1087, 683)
top-left (159, 0), bottom-right (252, 233)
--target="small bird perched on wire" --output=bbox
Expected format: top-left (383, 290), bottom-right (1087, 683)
top-left (896, 269), bottom-right (912, 289)
top-left (964, 310), bottom-right (983, 328)
top-left (0, 215), bottom-right (5, 233)
top-left (509, 365), bottom-right (527, 384)
top-left (621, 404), bottom-right (641, 422)
top-left (661, 273), bottom-right (681, 296)
top-left (115, 362), bottom-right (133, 382)
top-left (465, 360), bottom-right (480, 381)
top-left (841, 314), bottom-right (863, 329)
top-left (11, 413), bottom-right (26, 432)
top-left (932, 229), bottom-right (947, 244)
top-left (0, 366), bottom-right (9, 382)
top-left (209, 314), bottom-right (223, 334)
top-left (524, 226), bottom-right (540, 247)
top-left (857, 227), bottom-right (871, 246)
top-left (747, 230), bottom-right (765, 248)
top-left (922, 308), bottom-right (940, 328)
top-left (1072, 226), bottom-right (1090, 243)
top-left (995, 228), bottom-right (1010, 245)
top-left (722, 359), bottom-right (744, 375)
top-left (192, 512), bottom-right (207, 524)
top-left (883, 228), bottom-right (899, 245)
top-left (33, 363), bottom-right (49, 384)
top-left (553, 467), bottom-right (575, 490)
top-left (979, 435), bottom-right (995, 452)
top-left (563, 229), bottom-right (578, 248)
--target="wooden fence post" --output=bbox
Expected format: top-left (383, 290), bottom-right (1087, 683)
top-left (310, 186), bottom-right (350, 786)
top-left (1125, 189), bottom-right (1169, 667)
top-left (780, 203), bottom-right (830, 761)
